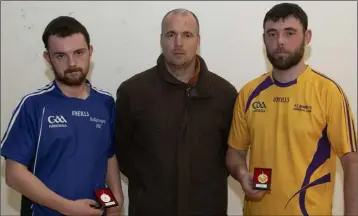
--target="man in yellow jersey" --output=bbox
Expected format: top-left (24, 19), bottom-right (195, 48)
top-left (226, 3), bottom-right (357, 216)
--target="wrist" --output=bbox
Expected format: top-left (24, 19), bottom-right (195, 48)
top-left (57, 198), bottom-right (73, 215)
top-left (113, 191), bottom-right (124, 201)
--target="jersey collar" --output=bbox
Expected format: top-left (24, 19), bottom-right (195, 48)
top-left (52, 79), bottom-right (93, 99)
top-left (270, 65), bottom-right (311, 87)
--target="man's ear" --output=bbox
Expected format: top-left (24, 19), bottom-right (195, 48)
top-left (43, 50), bottom-right (51, 66)
top-left (160, 33), bottom-right (164, 49)
top-left (89, 45), bottom-right (93, 57)
top-left (305, 29), bottom-right (312, 46)
top-left (262, 32), bottom-right (266, 45)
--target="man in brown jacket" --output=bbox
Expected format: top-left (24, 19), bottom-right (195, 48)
top-left (114, 8), bottom-right (238, 216)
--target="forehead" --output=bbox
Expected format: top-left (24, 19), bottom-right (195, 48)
top-left (264, 16), bottom-right (303, 31)
top-left (47, 33), bottom-right (87, 52)
top-left (163, 13), bottom-right (197, 33)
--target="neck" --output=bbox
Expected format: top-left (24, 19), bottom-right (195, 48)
top-left (165, 58), bottom-right (196, 83)
top-left (272, 60), bottom-right (307, 83)
top-left (55, 80), bottom-right (90, 99)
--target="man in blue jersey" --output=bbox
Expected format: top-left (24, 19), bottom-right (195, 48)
top-left (1, 16), bottom-right (123, 216)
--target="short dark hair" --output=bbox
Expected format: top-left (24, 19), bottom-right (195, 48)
top-left (263, 3), bottom-right (308, 31)
top-left (42, 16), bottom-right (90, 50)
top-left (161, 8), bottom-right (200, 34)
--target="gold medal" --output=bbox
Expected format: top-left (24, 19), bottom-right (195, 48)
top-left (258, 172), bottom-right (268, 184)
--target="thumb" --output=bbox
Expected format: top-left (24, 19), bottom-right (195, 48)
top-left (247, 173), bottom-right (254, 185)
top-left (248, 172), bottom-right (254, 179)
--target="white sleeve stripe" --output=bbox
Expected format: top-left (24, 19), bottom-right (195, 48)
top-left (10, 82), bottom-right (53, 115)
top-left (92, 86), bottom-right (113, 97)
top-left (32, 106), bottom-right (45, 175)
top-left (0, 84), bottom-right (55, 148)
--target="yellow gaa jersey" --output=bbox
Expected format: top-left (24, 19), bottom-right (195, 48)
top-left (228, 65), bottom-right (357, 216)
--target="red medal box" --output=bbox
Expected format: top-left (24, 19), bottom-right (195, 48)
top-left (94, 188), bottom-right (118, 208)
top-left (252, 168), bottom-right (272, 190)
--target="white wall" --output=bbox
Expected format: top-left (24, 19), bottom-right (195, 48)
top-left (1, 1), bottom-right (356, 215)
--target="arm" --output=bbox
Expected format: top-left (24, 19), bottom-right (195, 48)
top-left (5, 160), bottom-right (70, 213)
top-left (226, 147), bottom-right (249, 182)
top-left (104, 97), bottom-right (125, 215)
top-left (325, 86), bottom-right (357, 215)
top-left (114, 83), bottom-right (133, 178)
top-left (340, 152), bottom-right (357, 215)
top-left (106, 155), bottom-right (124, 205)
top-left (226, 89), bottom-right (250, 181)
top-left (1, 100), bottom-right (71, 214)
top-left (226, 90), bottom-right (264, 200)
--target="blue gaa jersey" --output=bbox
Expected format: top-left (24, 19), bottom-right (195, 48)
top-left (1, 80), bottom-right (115, 216)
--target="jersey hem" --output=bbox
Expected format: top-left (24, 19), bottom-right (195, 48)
top-left (228, 141), bottom-right (249, 151)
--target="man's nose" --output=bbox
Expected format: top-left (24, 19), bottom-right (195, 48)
top-left (174, 35), bottom-right (183, 47)
top-left (67, 55), bottom-right (76, 67)
top-left (277, 33), bottom-right (287, 46)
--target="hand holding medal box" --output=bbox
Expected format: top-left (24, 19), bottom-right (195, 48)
top-left (93, 188), bottom-right (118, 208)
top-left (252, 168), bottom-right (272, 190)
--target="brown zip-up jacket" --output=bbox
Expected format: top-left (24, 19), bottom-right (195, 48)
top-left (114, 54), bottom-right (238, 216)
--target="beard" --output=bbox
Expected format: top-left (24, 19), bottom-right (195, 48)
top-left (54, 66), bottom-right (87, 86)
top-left (266, 41), bottom-right (305, 70)
top-left (50, 59), bottom-right (89, 86)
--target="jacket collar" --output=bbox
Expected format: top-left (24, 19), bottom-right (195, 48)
top-left (156, 54), bottom-right (212, 98)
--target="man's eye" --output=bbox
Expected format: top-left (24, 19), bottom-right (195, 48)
top-left (183, 33), bottom-right (192, 38)
top-left (167, 33), bottom-right (175, 38)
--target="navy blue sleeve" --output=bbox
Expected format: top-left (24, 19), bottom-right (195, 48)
top-left (1, 98), bottom-right (38, 166)
top-left (108, 97), bottom-right (116, 158)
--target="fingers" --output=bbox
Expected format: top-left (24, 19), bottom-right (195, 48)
top-left (244, 182), bottom-right (265, 200)
top-left (242, 173), bottom-right (266, 201)
top-left (84, 199), bottom-right (98, 206)
top-left (89, 208), bottom-right (104, 216)
top-left (83, 199), bottom-right (103, 215)
top-left (251, 189), bottom-right (263, 194)
top-left (246, 189), bottom-right (265, 200)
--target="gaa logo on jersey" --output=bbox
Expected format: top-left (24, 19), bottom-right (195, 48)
top-left (48, 115), bottom-right (68, 128)
top-left (252, 101), bottom-right (266, 112)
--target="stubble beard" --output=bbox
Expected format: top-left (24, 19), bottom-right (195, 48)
top-left (266, 41), bottom-right (305, 71)
top-left (51, 61), bottom-right (89, 86)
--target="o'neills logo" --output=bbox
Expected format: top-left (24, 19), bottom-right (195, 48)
top-left (273, 96), bottom-right (289, 103)
top-left (72, 111), bottom-right (89, 117)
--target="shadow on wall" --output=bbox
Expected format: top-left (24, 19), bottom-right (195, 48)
top-left (1, 160), bottom-right (22, 213)
top-left (44, 61), bottom-right (95, 82)
top-left (261, 44), bottom-right (313, 72)
top-left (228, 176), bottom-right (245, 213)
top-left (120, 173), bottom-right (129, 215)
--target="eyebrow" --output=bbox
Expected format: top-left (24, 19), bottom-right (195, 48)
top-left (165, 30), bottom-right (194, 35)
top-left (266, 27), bottom-right (298, 33)
top-left (52, 48), bottom-right (86, 55)
top-left (165, 30), bottom-right (176, 34)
